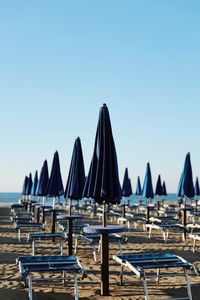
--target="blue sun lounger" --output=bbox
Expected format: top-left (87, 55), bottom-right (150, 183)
top-left (17, 255), bottom-right (86, 300)
top-left (113, 252), bottom-right (196, 300)
top-left (27, 232), bottom-right (67, 255)
top-left (14, 222), bottom-right (45, 242)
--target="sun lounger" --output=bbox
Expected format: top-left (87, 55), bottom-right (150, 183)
top-left (145, 217), bottom-right (185, 242)
top-left (27, 232), bottom-right (67, 255)
top-left (16, 255), bottom-right (86, 300)
top-left (14, 222), bottom-right (44, 242)
top-left (113, 252), bottom-right (196, 300)
top-left (189, 233), bottom-right (200, 253)
top-left (74, 232), bottom-right (127, 261)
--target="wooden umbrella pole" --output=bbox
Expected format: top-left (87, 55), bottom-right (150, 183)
top-left (103, 201), bottom-right (107, 227)
top-left (69, 198), bottom-right (72, 216)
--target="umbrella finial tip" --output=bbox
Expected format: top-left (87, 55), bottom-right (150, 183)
top-left (102, 103), bottom-right (107, 107)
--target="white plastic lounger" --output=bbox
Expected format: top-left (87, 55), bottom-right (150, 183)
top-left (145, 217), bottom-right (185, 242)
top-left (189, 233), bottom-right (200, 253)
top-left (17, 255), bottom-right (86, 300)
top-left (74, 232), bottom-right (126, 261)
top-left (27, 232), bottom-right (67, 255)
top-left (14, 222), bottom-right (44, 242)
top-left (113, 252), bottom-right (196, 300)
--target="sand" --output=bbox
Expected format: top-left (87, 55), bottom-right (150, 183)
top-left (0, 206), bottom-right (200, 300)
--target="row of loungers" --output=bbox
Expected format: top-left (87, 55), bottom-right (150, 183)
top-left (11, 203), bottom-right (200, 300)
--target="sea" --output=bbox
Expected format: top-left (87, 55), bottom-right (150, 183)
top-left (0, 192), bottom-right (179, 207)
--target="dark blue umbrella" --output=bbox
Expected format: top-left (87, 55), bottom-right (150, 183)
top-left (178, 152), bottom-right (194, 199)
top-left (122, 168), bottom-right (132, 198)
top-left (83, 103), bottom-right (122, 209)
top-left (21, 176), bottom-right (28, 197)
top-left (31, 170), bottom-right (38, 197)
top-left (36, 160), bottom-right (49, 199)
top-left (26, 173), bottom-right (33, 197)
top-left (195, 177), bottom-right (200, 196)
top-left (47, 151), bottom-right (64, 202)
top-left (142, 162), bottom-right (154, 200)
top-left (135, 176), bottom-right (142, 196)
top-left (47, 151), bottom-right (64, 233)
top-left (162, 181), bottom-right (167, 196)
top-left (155, 174), bottom-right (163, 196)
top-left (83, 103), bottom-right (122, 296)
top-left (64, 137), bottom-right (86, 208)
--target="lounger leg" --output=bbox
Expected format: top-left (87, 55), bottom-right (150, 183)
top-left (118, 240), bottom-right (122, 255)
top-left (193, 238), bottom-right (196, 253)
top-left (156, 268), bottom-right (160, 284)
top-left (142, 276), bottom-right (149, 300)
top-left (148, 227), bottom-right (152, 239)
top-left (74, 273), bottom-right (78, 300)
top-left (28, 274), bottom-right (33, 300)
top-left (60, 239), bottom-right (63, 255)
top-left (184, 269), bottom-right (192, 300)
top-left (32, 241), bottom-right (35, 256)
top-left (18, 229), bottom-right (21, 242)
top-left (120, 265), bottom-right (124, 285)
top-left (162, 230), bottom-right (166, 243)
top-left (93, 245), bottom-right (97, 262)
top-left (74, 237), bottom-right (78, 255)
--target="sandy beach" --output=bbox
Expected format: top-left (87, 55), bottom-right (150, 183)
top-left (0, 206), bottom-right (200, 300)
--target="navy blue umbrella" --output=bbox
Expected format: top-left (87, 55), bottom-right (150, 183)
top-left (83, 104), bottom-right (122, 296)
top-left (21, 176), bottom-right (28, 197)
top-left (178, 152), bottom-right (194, 199)
top-left (162, 181), bottom-right (167, 196)
top-left (26, 173), bottom-right (33, 198)
top-left (65, 137), bottom-right (85, 214)
top-left (36, 160), bottom-right (49, 202)
top-left (155, 175), bottom-right (163, 196)
top-left (31, 170), bottom-right (38, 197)
top-left (135, 176), bottom-right (142, 196)
top-left (122, 168), bottom-right (132, 198)
top-left (47, 151), bottom-right (64, 205)
top-left (142, 162), bottom-right (154, 201)
top-left (195, 177), bottom-right (200, 196)
top-left (47, 151), bottom-right (64, 233)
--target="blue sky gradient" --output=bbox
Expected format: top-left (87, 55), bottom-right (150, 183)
top-left (0, 1), bottom-right (200, 192)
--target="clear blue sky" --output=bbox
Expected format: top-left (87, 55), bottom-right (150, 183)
top-left (0, 1), bottom-right (200, 192)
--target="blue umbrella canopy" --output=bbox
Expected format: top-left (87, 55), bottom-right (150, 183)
top-left (31, 170), bottom-right (38, 196)
top-left (21, 176), bottom-right (28, 196)
top-left (135, 176), bottom-right (142, 196)
top-left (26, 173), bottom-right (33, 196)
top-left (195, 177), bottom-right (200, 196)
top-left (64, 137), bottom-right (86, 200)
top-left (178, 152), bottom-right (194, 199)
top-left (122, 168), bottom-right (132, 197)
top-left (83, 103), bottom-right (122, 205)
top-left (162, 181), bottom-right (167, 196)
top-left (36, 160), bottom-right (49, 197)
top-left (155, 174), bottom-right (163, 196)
top-left (142, 162), bottom-right (154, 199)
top-left (47, 151), bottom-right (64, 198)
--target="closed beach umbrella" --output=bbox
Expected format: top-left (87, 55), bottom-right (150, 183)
top-left (83, 103), bottom-right (122, 219)
top-left (36, 160), bottom-right (49, 201)
top-left (64, 137), bottom-right (85, 214)
top-left (195, 177), bottom-right (200, 196)
top-left (135, 176), bottom-right (142, 196)
top-left (83, 103), bottom-right (122, 295)
top-left (142, 162), bottom-right (154, 201)
top-left (155, 175), bottom-right (163, 196)
top-left (47, 151), bottom-right (64, 233)
top-left (122, 168), bottom-right (132, 198)
top-left (31, 170), bottom-right (38, 197)
top-left (47, 151), bottom-right (64, 202)
top-left (21, 175), bottom-right (28, 198)
top-left (178, 152), bottom-right (194, 200)
top-left (26, 173), bottom-right (33, 197)
top-left (162, 181), bottom-right (167, 196)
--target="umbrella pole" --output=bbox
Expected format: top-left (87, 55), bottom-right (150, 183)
top-left (103, 202), bottom-right (107, 227)
top-left (101, 232), bottom-right (109, 295)
top-left (69, 198), bottom-right (72, 216)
